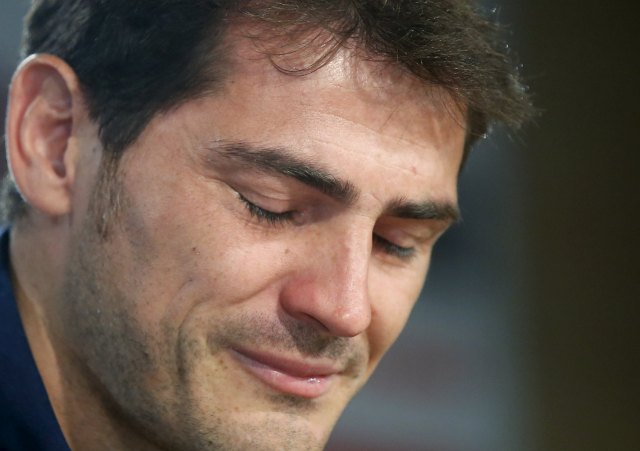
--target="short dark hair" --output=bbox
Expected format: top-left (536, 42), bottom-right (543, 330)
top-left (1, 0), bottom-right (533, 221)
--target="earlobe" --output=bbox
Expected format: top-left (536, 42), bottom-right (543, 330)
top-left (6, 54), bottom-right (83, 217)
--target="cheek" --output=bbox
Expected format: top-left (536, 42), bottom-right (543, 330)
top-left (366, 268), bottom-right (424, 367)
top-left (113, 173), bottom-right (292, 332)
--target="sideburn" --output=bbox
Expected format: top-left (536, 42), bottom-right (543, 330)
top-left (89, 150), bottom-right (128, 240)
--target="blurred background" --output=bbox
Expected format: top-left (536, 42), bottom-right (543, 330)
top-left (1, 1), bottom-right (638, 450)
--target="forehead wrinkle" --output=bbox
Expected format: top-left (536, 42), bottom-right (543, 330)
top-left (304, 132), bottom-right (453, 187)
top-left (300, 104), bottom-right (464, 158)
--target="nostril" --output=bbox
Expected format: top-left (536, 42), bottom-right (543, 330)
top-left (279, 275), bottom-right (371, 338)
top-left (296, 312), bottom-right (332, 333)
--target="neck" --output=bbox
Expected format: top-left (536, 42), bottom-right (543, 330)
top-left (10, 224), bottom-right (164, 451)
top-left (10, 223), bottom-right (70, 443)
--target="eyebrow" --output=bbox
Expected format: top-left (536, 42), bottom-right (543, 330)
top-left (212, 141), bottom-right (358, 204)
top-left (386, 198), bottom-right (461, 223)
top-left (207, 140), bottom-right (460, 223)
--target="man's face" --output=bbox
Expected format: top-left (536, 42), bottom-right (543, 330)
top-left (58, 38), bottom-right (465, 450)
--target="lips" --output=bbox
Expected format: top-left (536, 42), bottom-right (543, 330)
top-left (229, 348), bottom-right (340, 399)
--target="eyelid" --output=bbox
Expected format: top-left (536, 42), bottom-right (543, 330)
top-left (235, 185), bottom-right (424, 262)
top-left (372, 217), bottom-right (448, 262)
top-left (372, 234), bottom-right (416, 261)
top-left (237, 192), bottom-right (295, 225)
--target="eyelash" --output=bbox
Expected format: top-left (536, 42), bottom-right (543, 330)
top-left (373, 234), bottom-right (416, 260)
top-left (238, 193), bottom-right (294, 225)
top-left (238, 193), bottom-right (416, 260)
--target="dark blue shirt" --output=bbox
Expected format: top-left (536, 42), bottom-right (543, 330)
top-left (0, 228), bottom-right (70, 450)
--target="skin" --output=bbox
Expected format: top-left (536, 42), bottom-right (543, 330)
top-left (6, 33), bottom-right (465, 450)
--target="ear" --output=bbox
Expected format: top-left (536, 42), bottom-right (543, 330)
top-left (6, 54), bottom-right (86, 217)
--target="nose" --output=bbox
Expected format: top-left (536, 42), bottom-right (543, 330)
top-left (279, 228), bottom-right (372, 338)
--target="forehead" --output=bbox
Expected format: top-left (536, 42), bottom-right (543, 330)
top-left (225, 29), bottom-right (465, 136)
top-left (205, 29), bottom-right (466, 176)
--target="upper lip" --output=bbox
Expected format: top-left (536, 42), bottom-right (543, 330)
top-left (231, 347), bottom-right (342, 378)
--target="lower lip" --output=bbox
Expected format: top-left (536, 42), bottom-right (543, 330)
top-left (230, 350), bottom-right (334, 399)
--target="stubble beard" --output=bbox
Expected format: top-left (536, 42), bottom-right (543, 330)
top-left (55, 161), bottom-right (366, 450)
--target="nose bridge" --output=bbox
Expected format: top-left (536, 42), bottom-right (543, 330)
top-left (281, 221), bottom-right (372, 338)
top-left (327, 225), bottom-right (370, 306)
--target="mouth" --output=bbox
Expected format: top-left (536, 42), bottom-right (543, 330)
top-left (229, 347), bottom-right (340, 399)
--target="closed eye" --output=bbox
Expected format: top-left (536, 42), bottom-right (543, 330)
top-left (238, 190), bottom-right (417, 260)
top-left (237, 192), bottom-right (294, 225)
top-left (373, 234), bottom-right (416, 261)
